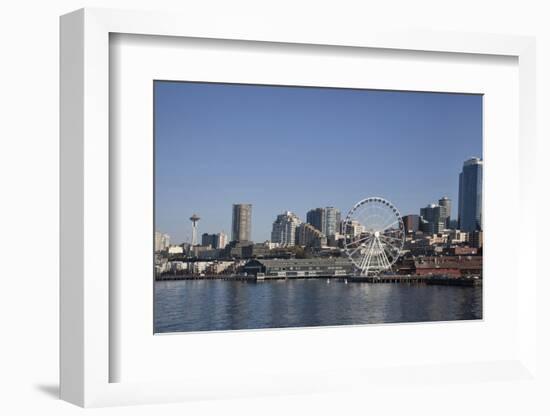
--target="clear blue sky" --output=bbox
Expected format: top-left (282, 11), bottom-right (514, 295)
top-left (155, 81), bottom-right (482, 244)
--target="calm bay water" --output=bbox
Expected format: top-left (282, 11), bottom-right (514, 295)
top-left (154, 279), bottom-right (482, 333)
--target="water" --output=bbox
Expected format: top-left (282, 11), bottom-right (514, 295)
top-left (154, 279), bottom-right (482, 333)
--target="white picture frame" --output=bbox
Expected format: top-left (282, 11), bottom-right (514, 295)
top-left (60, 8), bottom-right (538, 408)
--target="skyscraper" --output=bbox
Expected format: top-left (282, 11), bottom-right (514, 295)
top-left (306, 206), bottom-right (341, 236)
top-left (201, 232), bottom-right (228, 249)
top-left (325, 207), bottom-right (341, 237)
top-left (420, 204), bottom-right (445, 234)
top-left (214, 232), bottom-right (228, 249)
top-left (306, 208), bottom-right (325, 234)
top-left (458, 158), bottom-right (483, 232)
top-left (402, 215), bottom-right (420, 235)
top-left (231, 204), bottom-right (252, 242)
top-left (438, 197), bottom-right (452, 229)
top-left (201, 233), bottom-right (215, 247)
top-left (154, 232), bottom-right (170, 252)
top-left (271, 211), bottom-right (301, 246)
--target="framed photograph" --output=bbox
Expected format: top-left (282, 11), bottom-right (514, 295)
top-left (152, 81), bottom-right (484, 334)
top-left (60, 8), bottom-right (537, 407)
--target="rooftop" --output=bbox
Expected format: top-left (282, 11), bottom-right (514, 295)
top-left (245, 258), bottom-right (353, 268)
top-left (464, 157), bottom-right (483, 167)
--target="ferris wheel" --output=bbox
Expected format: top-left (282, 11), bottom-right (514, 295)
top-left (342, 197), bottom-right (405, 276)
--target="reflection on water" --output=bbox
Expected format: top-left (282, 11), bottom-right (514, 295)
top-left (154, 279), bottom-right (482, 333)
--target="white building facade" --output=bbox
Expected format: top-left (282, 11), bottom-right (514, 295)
top-left (271, 211), bottom-right (301, 247)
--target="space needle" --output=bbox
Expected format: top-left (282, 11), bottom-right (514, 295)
top-left (189, 213), bottom-right (201, 246)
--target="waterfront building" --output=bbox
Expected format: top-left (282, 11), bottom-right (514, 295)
top-left (242, 257), bottom-right (355, 278)
top-left (458, 157), bottom-right (483, 232)
top-left (231, 203), bottom-right (252, 242)
top-left (168, 261), bottom-right (187, 273)
top-left (395, 255), bottom-right (482, 277)
top-left (420, 204), bottom-right (445, 234)
top-left (413, 256), bottom-right (482, 277)
top-left (271, 211), bottom-right (301, 246)
top-left (306, 206), bottom-right (341, 236)
top-left (205, 261), bottom-right (234, 275)
top-left (438, 197), bottom-right (452, 228)
top-left (190, 261), bottom-right (209, 275)
top-left (296, 222), bottom-right (327, 248)
top-left (154, 232), bottom-right (170, 252)
top-left (402, 215), bottom-right (420, 235)
top-left (155, 256), bottom-right (169, 274)
top-left (315, 246), bottom-right (344, 257)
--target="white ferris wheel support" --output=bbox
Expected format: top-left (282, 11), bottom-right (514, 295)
top-left (342, 197), bottom-right (405, 276)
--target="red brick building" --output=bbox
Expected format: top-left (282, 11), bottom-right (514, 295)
top-left (449, 247), bottom-right (478, 256)
top-left (397, 256), bottom-right (482, 277)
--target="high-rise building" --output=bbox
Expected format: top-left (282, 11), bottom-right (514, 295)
top-left (402, 215), bottom-right (420, 235)
top-left (420, 204), bottom-right (445, 235)
top-left (154, 232), bottom-right (170, 252)
top-left (306, 206), bottom-right (341, 236)
top-left (306, 208), bottom-right (325, 234)
top-left (201, 233), bottom-right (215, 247)
top-left (438, 197), bottom-right (452, 228)
top-left (325, 207), bottom-right (341, 237)
top-left (231, 204), bottom-right (252, 242)
top-left (296, 222), bottom-right (327, 248)
top-left (458, 157), bottom-right (483, 232)
top-left (202, 232), bottom-right (228, 249)
top-left (214, 232), bottom-right (228, 249)
top-left (271, 211), bottom-right (301, 246)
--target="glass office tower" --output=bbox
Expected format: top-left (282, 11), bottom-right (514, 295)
top-left (458, 157), bottom-right (483, 232)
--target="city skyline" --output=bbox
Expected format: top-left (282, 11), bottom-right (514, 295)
top-left (156, 158), bottom-right (481, 246)
top-left (155, 81), bottom-right (482, 243)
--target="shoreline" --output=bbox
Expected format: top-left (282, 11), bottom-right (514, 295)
top-left (155, 274), bottom-right (482, 286)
